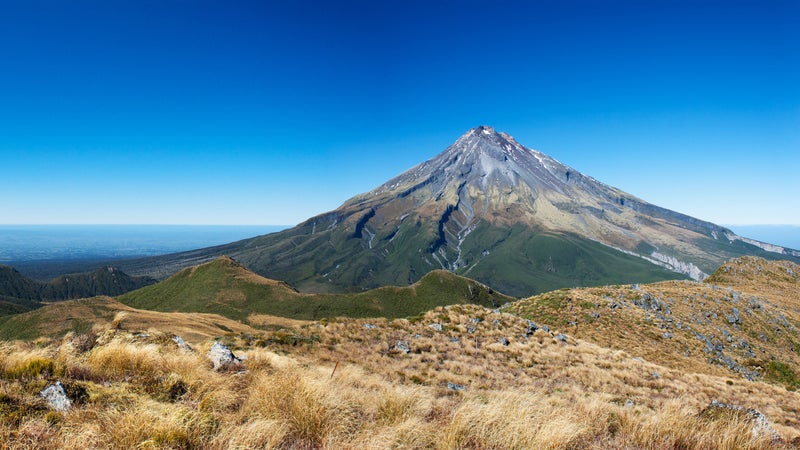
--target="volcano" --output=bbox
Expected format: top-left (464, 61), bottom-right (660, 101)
top-left (120, 126), bottom-right (800, 297)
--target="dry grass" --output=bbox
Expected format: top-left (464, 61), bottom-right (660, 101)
top-left (1, 314), bottom-right (798, 449)
top-left (505, 257), bottom-right (800, 388)
top-left (1, 256), bottom-right (798, 448)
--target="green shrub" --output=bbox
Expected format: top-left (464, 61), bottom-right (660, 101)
top-left (4, 357), bottom-right (56, 380)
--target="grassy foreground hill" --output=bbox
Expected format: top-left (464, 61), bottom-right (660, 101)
top-left (0, 296), bottom-right (288, 343)
top-left (1, 256), bottom-right (798, 448)
top-left (0, 298), bottom-right (797, 447)
top-left (503, 256), bottom-right (800, 390)
top-left (117, 256), bottom-right (514, 322)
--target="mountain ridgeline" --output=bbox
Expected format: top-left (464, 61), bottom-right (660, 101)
top-left (0, 265), bottom-right (155, 314)
top-left (117, 256), bottom-right (514, 322)
top-left (117, 126), bottom-right (800, 297)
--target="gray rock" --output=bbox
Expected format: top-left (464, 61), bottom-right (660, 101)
top-left (40, 381), bottom-right (71, 412)
top-left (525, 320), bottom-right (538, 336)
top-left (471, 317), bottom-right (482, 323)
top-left (447, 382), bottom-right (466, 391)
top-left (704, 400), bottom-right (782, 443)
top-left (555, 334), bottom-right (568, 343)
top-left (722, 330), bottom-right (732, 343)
top-left (363, 323), bottom-right (377, 329)
top-left (634, 293), bottom-right (671, 314)
top-left (467, 326), bottom-right (476, 334)
top-left (651, 371), bottom-right (661, 379)
top-left (499, 337), bottom-right (510, 346)
top-left (450, 337), bottom-right (461, 343)
top-left (625, 399), bottom-right (634, 408)
top-left (208, 341), bottom-right (242, 370)
top-left (393, 340), bottom-right (411, 354)
top-left (662, 332), bottom-right (673, 339)
top-left (430, 323), bottom-right (443, 332)
top-left (727, 307), bottom-right (741, 325)
top-left (172, 335), bottom-right (193, 351)
top-left (541, 325), bottom-right (550, 333)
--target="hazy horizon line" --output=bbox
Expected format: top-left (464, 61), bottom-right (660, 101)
top-left (1, 223), bottom-right (799, 227)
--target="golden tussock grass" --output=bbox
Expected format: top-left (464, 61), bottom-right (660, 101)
top-left (2, 268), bottom-right (800, 450)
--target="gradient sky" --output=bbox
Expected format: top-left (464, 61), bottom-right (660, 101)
top-left (1, 0), bottom-right (798, 226)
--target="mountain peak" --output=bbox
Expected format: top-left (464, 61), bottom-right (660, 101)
top-left (455, 125), bottom-right (518, 149)
top-left (471, 125), bottom-right (498, 136)
top-left (121, 127), bottom-right (800, 298)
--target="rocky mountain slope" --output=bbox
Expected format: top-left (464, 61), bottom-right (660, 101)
top-left (117, 126), bottom-right (800, 297)
top-left (505, 256), bottom-right (800, 389)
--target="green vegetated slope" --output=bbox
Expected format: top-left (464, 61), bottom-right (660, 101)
top-left (118, 218), bottom-right (687, 299)
top-left (0, 265), bottom-right (43, 314)
top-left (451, 223), bottom-right (687, 297)
top-left (504, 256), bottom-right (800, 390)
top-left (118, 256), bottom-right (514, 322)
top-left (0, 264), bottom-right (155, 316)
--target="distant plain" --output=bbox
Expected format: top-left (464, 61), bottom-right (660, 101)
top-left (0, 225), bottom-right (288, 280)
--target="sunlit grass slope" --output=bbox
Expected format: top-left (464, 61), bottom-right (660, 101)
top-left (118, 256), bottom-right (514, 321)
top-left (1, 310), bottom-right (798, 448)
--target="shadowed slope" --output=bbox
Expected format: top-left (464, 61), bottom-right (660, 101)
top-left (0, 264), bottom-right (155, 315)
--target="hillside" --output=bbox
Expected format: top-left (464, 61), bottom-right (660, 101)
top-left (0, 264), bottom-right (155, 314)
top-left (118, 256), bottom-right (515, 322)
top-left (1, 257), bottom-right (799, 447)
top-left (0, 296), bottom-right (274, 343)
top-left (504, 256), bottom-right (800, 389)
top-left (116, 126), bottom-right (800, 297)
top-left (0, 265), bottom-right (42, 315)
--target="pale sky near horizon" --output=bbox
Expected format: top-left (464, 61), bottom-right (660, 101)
top-left (1, 0), bottom-right (798, 226)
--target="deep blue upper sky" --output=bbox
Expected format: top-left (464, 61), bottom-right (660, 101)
top-left (1, 0), bottom-right (798, 225)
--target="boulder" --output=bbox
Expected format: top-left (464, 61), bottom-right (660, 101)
top-left (701, 400), bottom-right (782, 443)
top-left (207, 341), bottom-right (242, 371)
top-left (392, 341), bottom-right (411, 354)
top-left (40, 381), bottom-right (71, 412)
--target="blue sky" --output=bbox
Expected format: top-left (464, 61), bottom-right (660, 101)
top-left (1, 0), bottom-right (798, 226)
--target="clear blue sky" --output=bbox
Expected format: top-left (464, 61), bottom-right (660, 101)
top-left (1, 0), bottom-right (798, 225)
